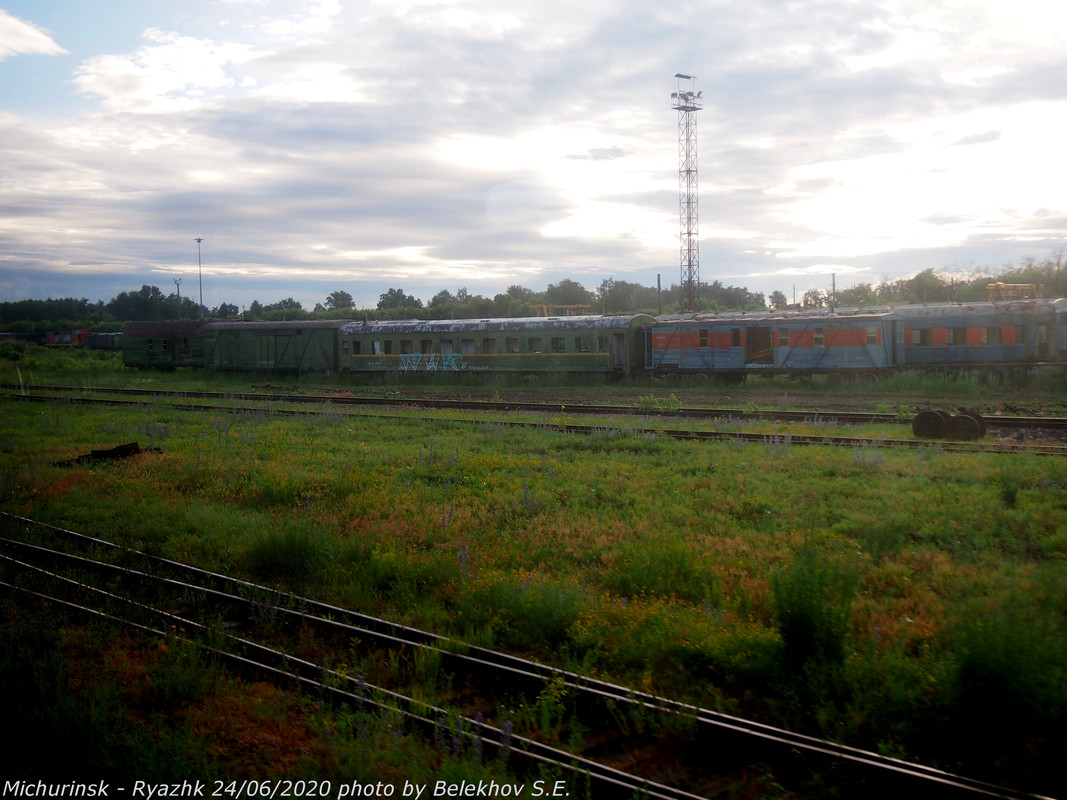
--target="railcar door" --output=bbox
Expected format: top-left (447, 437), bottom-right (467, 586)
top-left (745, 326), bottom-right (773, 364)
top-left (1037, 323), bottom-right (1050, 360)
top-left (612, 333), bottom-right (625, 368)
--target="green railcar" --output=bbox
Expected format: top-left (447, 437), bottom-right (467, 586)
top-left (204, 321), bottom-right (347, 373)
top-left (122, 321), bottom-right (209, 368)
top-left (337, 315), bottom-right (654, 377)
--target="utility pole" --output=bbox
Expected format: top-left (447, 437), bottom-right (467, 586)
top-left (173, 278), bottom-right (182, 319)
top-left (195, 237), bottom-right (204, 320)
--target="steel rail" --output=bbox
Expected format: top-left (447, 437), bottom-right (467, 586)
top-left (0, 513), bottom-right (1051, 799)
top-left (0, 573), bottom-right (701, 800)
top-left (4, 383), bottom-right (1066, 430)
top-left (5, 391), bottom-right (1064, 455)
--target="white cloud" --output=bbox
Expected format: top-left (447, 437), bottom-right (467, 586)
top-left (2, 0), bottom-right (1066, 309)
top-left (73, 28), bottom-right (259, 112)
top-left (767, 102), bottom-right (1067, 260)
top-left (0, 9), bottom-right (68, 60)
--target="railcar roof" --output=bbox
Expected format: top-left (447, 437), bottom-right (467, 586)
top-left (205, 320), bottom-right (352, 331)
top-left (654, 309), bottom-right (900, 325)
top-left (123, 320), bottom-right (210, 336)
top-left (654, 298), bottom-right (1067, 325)
top-left (339, 315), bottom-right (654, 335)
top-left (886, 298), bottom-right (1067, 318)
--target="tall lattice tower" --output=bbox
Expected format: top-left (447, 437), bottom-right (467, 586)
top-left (672, 73), bottom-right (702, 312)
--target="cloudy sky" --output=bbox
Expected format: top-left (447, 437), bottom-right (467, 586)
top-left (1, 0), bottom-right (1064, 312)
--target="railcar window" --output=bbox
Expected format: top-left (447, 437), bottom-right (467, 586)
top-left (482, 338), bottom-right (495, 354)
top-left (910, 329), bottom-right (932, 346)
top-left (551, 337), bottom-right (566, 353)
top-left (384, 341), bottom-right (394, 355)
top-left (528, 337), bottom-right (542, 353)
top-left (699, 329), bottom-right (709, 348)
top-left (731, 328), bottom-right (741, 347)
top-left (986, 327), bottom-right (1001, 345)
top-left (401, 340), bottom-right (413, 354)
top-left (947, 328), bottom-right (966, 345)
top-left (866, 327), bottom-right (877, 345)
top-left (421, 339), bottom-right (432, 354)
top-left (352, 341), bottom-right (361, 355)
top-left (813, 328), bottom-right (824, 347)
top-left (575, 336), bottom-right (588, 352)
top-left (441, 339), bottom-right (454, 354)
top-left (598, 336), bottom-right (608, 352)
top-left (506, 337), bottom-right (519, 353)
top-left (778, 329), bottom-right (789, 347)
top-left (1014, 325), bottom-right (1026, 343)
top-left (461, 339), bottom-right (475, 354)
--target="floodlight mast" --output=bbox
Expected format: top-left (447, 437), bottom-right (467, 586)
top-left (671, 73), bottom-right (702, 313)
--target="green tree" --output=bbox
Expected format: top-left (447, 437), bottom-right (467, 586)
top-left (544, 279), bottom-right (593, 310)
top-left (836, 283), bottom-right (879, 307)
top-left (378, 288), bottom-right (422, 310)
top-left (214, 303), bottom-right (240, 318)
top-left (107, 285), bottom-right (169, 321)
top-left (427, 290), bottom-right (454, 309)
top-left (324, 290), bottom-right (354, 311)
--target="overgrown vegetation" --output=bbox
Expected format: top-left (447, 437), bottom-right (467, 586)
top-left (0, 604), bottom-right (517, 785)
top-left (2, 370), bottom-right (1066, 795)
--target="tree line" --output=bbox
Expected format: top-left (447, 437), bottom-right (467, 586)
top-left (2, 253), bottom-right (1064, 330)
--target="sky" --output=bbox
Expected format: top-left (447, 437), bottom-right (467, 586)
top-left (1, 0), bottom-right (1065, 313)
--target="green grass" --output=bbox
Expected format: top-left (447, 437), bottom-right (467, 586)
top-left (2, 372), bottom-right (1067, 794)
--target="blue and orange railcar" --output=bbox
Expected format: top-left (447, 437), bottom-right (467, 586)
top-left (646, 310), bottom-right (903, 378)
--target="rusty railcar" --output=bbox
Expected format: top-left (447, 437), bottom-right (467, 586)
top-left (121, 320), bottom-right (209, 368)
top-left (647, 309), bottom-right (903, 379)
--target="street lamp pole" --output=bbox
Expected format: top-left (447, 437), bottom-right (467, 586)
top-left (195, 237), bottom-right (204, 319)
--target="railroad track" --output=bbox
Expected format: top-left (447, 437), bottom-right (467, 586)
top-left (4, 388), bottom-right (1065, 455)
top-left (4, 383), bottom-right (1067, 430)
top-left (0, 513), bottom-right (1050, 799)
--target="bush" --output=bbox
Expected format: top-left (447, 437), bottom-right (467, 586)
top-left (602, 537), bottom-right (715, 604)
top-left (243, 520), bottom-right (335, 585)
top-left (771, 543), bottom-right (859, 673)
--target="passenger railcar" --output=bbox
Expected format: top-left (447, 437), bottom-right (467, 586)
top-left (893, 299), bottom-right (1067, 367)
top-left (122, 320), bottom-right (209, 368)
top-left (647, 309), bottom-right (903, 378)
top-left (338, 315), bottom-right (653, 377)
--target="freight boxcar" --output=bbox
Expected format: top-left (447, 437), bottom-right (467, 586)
top-left (647, 309), bottom-right (903, 379)
top-left (338, 315), bottom-right (653, 377)
top-left (122, 320), bottom-right (209, 368)
top-left (203, 320), bottom-right (347, 373)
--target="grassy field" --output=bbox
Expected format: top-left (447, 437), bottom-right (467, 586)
top-left (2, 349), bottom-right (1067, 795)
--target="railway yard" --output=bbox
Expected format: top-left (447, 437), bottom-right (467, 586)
top-left (2, 352), bottom-right (1066, 798)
